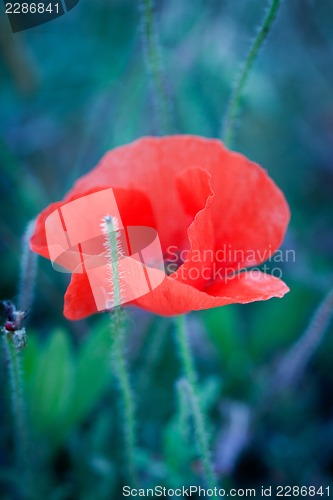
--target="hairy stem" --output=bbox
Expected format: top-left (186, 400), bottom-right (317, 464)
top-left (18, 219), bottom-right (37, 313)
top-left (2, 335), bottom-right (31, 494)
top-left (273, 288), bottom-right (333, 392)
top-left (139, 0), bottom-right (171, 134)
top-left (176, 378), bottom-right (191, 443)
top-left (102, 216), bottom-right (137, 485)
top-left (175, 315), bottom-right (198, 388)
top-left (174, 315), bottom-right (216, 489)
top-left (222, 0), bottom-right (282, 147)
top-left (110, 310), bottom-right (137, 485)
top-left (2, 219), bottom-right (38, 496)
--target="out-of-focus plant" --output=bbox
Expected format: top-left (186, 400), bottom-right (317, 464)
top-left (1, 0), bottom-right (333, 497)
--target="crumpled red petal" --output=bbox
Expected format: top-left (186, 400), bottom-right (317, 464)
top-left (174, 166), bottom-right (215, 288)
top-left (134, 269), bottom-right (289, 316)
top-left (64, 267), bottom-right (289, 320)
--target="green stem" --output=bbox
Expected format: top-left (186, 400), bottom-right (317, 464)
top-left (110, 309), bottom-right (137, 486)
top-left (175, 315), bottom-right (197, 388)
top-left (176, 378), bottom-right (191, 443)
top-left (274, 288), bottom-right (333, 391)
top-left (222, 0), bottom-right (282, 147)
top-left (174, 315), bottom-right (216, 489)
top-left (140, 0), bottom-right (171, 134)
top-left (137, 318), bottom-right (169, 395)
top-left (18, 219), bottom-right (37, 313)
top-left (103, 216), bottom-right (137, 485)
top-left (1, 218), bottom-right (38, 496)
top-left (2, 334), bottom-right (31, 494)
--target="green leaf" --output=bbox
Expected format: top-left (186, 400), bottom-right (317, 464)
top-left (26, 329), bottom-right (74, 443)
top-left (201, 306), bottom-right (255, 396)
top-left (197, 376), bottom-right (222, 411)
top-left (163, 417), bottom-right (196, 487)
top-left (202, 305), bottom-right (242, 364)
top-left (248, 282), bottom-right (320, 361)
top-left (22, 332), bottom-right (39, 387)
top-left (68, 320), bottom-right (111, 424)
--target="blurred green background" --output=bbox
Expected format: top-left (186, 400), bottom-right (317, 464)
top-left (1, 0), bottom-right (333, 498)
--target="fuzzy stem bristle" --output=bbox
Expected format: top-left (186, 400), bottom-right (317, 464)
top-left (222, 0), bottom-right (282, 147)
top-left (102, 215), bottom-right (138, 485)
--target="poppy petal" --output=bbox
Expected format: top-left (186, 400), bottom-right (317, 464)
top-left (173, 166), bottom-right (215, 288)
top-left (132, 269), bottom-right (289, 316)
top-left (64, 272), bottom-right (97, 320)
top-left (30, 186), bottom-right (156, 258)
top-left (208, 151), bottom-right (290, 270)
top-left (64, 267), bottom-right (288, 320)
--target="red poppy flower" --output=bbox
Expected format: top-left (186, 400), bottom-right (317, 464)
top-left (30, 135), bottom-right (290, 320)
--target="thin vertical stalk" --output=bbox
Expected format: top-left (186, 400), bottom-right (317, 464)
top-left (110, 310), bottom-right (137, 486)
top-left (102, 216), bottom-right (137, 485)
top-left (174, 315), bottom-right (216, 489)
top-left (18, 218), bottom-right (37, 313)
top-left (2, 335), bottom-right (31, 495)
top-left (139, 0), bottom-right (171, 134)
top-left (222, 0), bottom-right (282, 147)
top-left (176, 378), bottom-right (191, 443)
top-left (273, 288), bottom-right (333, 392)
top-left (175, 315), bottom-right (197, 388)
top-left (137, 318), bottom-right (169, 395)
top-left (2, 219), bottom-right (37, 496)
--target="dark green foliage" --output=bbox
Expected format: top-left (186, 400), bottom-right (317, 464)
top-left (1, 0), bottom-right (333, 497)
